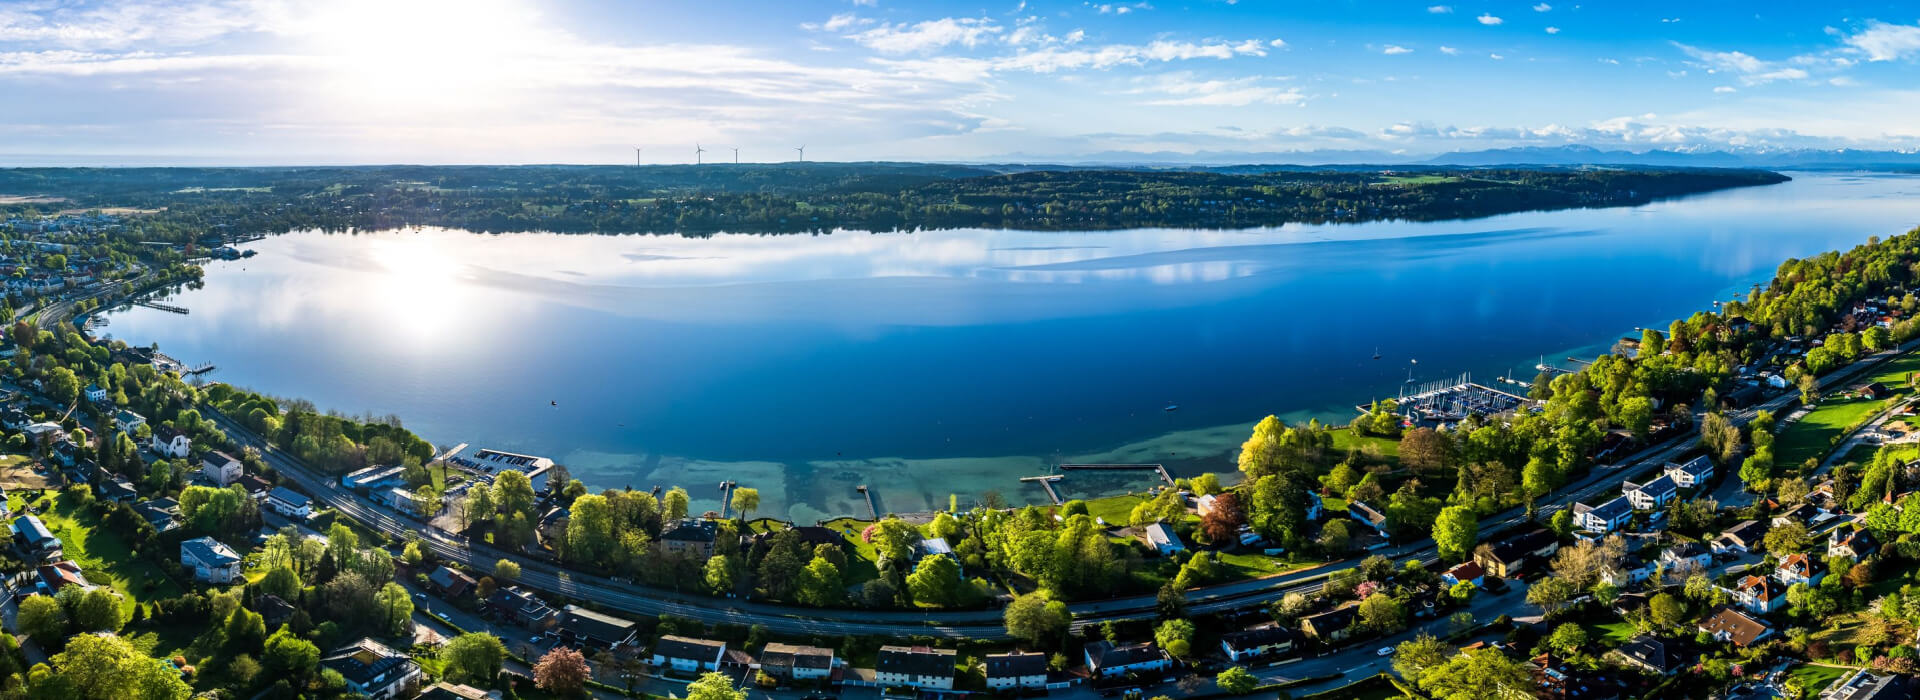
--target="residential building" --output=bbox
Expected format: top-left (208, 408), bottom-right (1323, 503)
top-left (22, 422), bottom-right (63, 444)
top-left (266, 487), bottom-right (313, 518)
top-left (1348, 501), bottom-right (1390, 536)
top-left (0, 409), bottom-right (29, 431)
top-left (96, 477), bottom-right (137, 503)
top-left (11, 514), bottom-right (60, 561)
top-left (1219, 624), bottom-right (1296, 662)
top-left (428, 566), bottom-right (477, 598)
top-left (875, 646), bottom-right (956, 691)
top-left (1143, 522), bottom-right (1183, 556)
top-left (1613, 637), bottom-right (1677, 675)
top-left (1772, 503), bottom-right (1823, 528)
top-left (1474, 528), bottom-right (1560, 578)
top-left (35, 560), bottom-right (93, 595)
top-left (1698, 606), bottom-right (1772, 647)
top-left (659, 519), bottom-right (720, 559)
top-left (1573, 497), bottom-right (1634, 534)
top-left (1599, 555), bottom-right (1653, 587)
top-left (651, 636), bottom-right (726, 674)
top-left (181, 536), bottom-right (242, 583)
top-left (1658, 541), bottom-right (1713, 574)
top-left (322, 638), bottom-right (422, 700)
top-left (382, 487), bottom-right (420, 512)
top-left (1819, 670), bottom-right (1912, 700)
top-left (915, 536), bottom-right (955, 561)
top-left (112, 409), bottom-right (144, 434)
top-left (1622, 474), bottom-right (1680, 510)
top-left (1441, 560), bottom-right (1486, 589)
top-left (1776, 553), bottom-right (1825, 587)
top-left (760, 643), bottom-right (836, 682)
top-left (1733, 575), bottom-right (1783, 614)
top-left (1299, 606), bottom-right (1357, 642)
top-left (1829, 526), bottom-right (1877, 560)
top-left (554, 605), bottom-right (638, 649)
top-left (1083, 640), bottom-right (1171, 679)
top-left (1711, 520), bottom-right (1764, 554)
top-left (148, 426), bottom-right (190, 458)
top-left (485, 586), bottom-right (557, 627)
top-left (133, 498), bottom-right (182, 533)
top-left (1665, 456), bottom-right (1714, 489)
top-left (201, 451), bottom-right (242, 487)
top-left (984, 651), bottom-right (1048, 690)
top-left (83, 384), bottom-right (107, 403)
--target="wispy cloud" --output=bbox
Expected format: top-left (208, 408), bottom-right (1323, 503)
top-left (1674, 42), bottom-right (1811, 85)
top-left (1477, 14), bottom-right (1503, 26)
top-left (1439, 46), bottom-right (1459, 55)
top-left (1841, 21), bottom-right (1920, 62)
top-left (1383, 45), bottom-right (1412, 55)
top-left (845, 17), bottom-right (1004, 54)
top-left (1130, 73), bottom-right (1304, 106)
top-left (1427, 5), bottom-right (1453, 14)
top-left (1532, 3), bottom-right (1552, 12)
top-left (1545, 27), bottom-right (1560, 35)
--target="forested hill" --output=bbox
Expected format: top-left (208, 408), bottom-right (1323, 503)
top-left (0, 164), bottom-right (1789, 237)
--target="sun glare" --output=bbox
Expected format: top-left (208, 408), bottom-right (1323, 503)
top-left (302, 0), bottom-right (538, 110)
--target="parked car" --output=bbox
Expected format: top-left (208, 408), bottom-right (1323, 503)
top-left (1377, 647), bottom-right (1395, 657)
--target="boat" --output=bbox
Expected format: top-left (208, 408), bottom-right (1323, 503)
top-left (1373, 346), bottom-right (1381, 360)
top-left (1163, 404), bottom-right (1179, 412)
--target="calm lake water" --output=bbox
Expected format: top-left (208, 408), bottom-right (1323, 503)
top-left (100, 172), bottom-right (1920, 522)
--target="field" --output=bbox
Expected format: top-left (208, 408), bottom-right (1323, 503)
top-left (1583, 621), bottom-right (1639, 645)
top-left (1786, 664), bottom-right (1850, 695)
top-left (1775, 396), bottom-right (1889, 468)
top-left (0, 454), bottom-right (53, 490)
top-left (17, 490), bottom-right (187, 617)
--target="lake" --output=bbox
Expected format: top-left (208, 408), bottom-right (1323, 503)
top-left (99, 172), bottom-right (1920, 523)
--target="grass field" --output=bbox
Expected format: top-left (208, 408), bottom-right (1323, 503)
top-left (1786, 664), bottom-right (1850, 695)
top-left (1584, 621), bottom-right (1639, 646)
top-left (27, 491), bottom-right (187, 616)
top-left (1776, 396), bottom-right (1890, 467)
top-left (1082, 493), bottom-right (1146, 525)
top-left (1330, 429), bottom-right (1401, 462)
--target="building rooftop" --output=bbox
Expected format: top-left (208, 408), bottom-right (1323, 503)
top-left (877, 645), bottom-right (956, 678)
top-left (182, 536), bottom-right (240, 566)
top-left (984, 651), bottom-right (1048, 678)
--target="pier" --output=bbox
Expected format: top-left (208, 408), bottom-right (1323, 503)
top-left (1019, 475), bottom-right (1067, 505)
top-left (854, 485), bottom-right (877, 520)
top-left (718, 480), bottom-right (738, 519)
top-left (1058, 463), bottom-right (1175, 487)
top-left (134, 300), bottom-right (188, 314)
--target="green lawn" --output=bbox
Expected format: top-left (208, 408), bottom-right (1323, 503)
top-left (1776, 396), bottom-right (1891, 467)
top-left (1216, 551), bottom-right (1316, 579)
top-left (1584, 621), bottom-right (1638, 646)
top-left (28, 491), bottom-right (186, 615)
top-left (1330, 429), bottom-right (1401, 462)
top-left (1081, 493), bottom-right (1146, 525)
top-left (1865, 352), bottom-right (1920, 388)
top-left (1786, 664), bottom-right (1850, 695)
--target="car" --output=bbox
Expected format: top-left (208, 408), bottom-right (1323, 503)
top-left (412, 592), bottom-right (428, 600)
top-left (530, 634), bottom-right (545, 645)
top-left (1377, 647), bottom-right (1395, 656)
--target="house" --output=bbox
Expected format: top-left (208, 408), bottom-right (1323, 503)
top-left (1299, 606), bottom-right (1357, 642)
top-left (1083, 640), bottom-right (1171, 679)
top-left (1599, 555), bottom-right (1653, 587)
top-left (133, 498), bottom-right (182, 533)
top-left (1772, 503), bottom-right (1825, 528)
top-left (1665, 456), bottom-right (1715, 489)
top-left (322, 638), bottom-right (423, 700)
top-left (1776, 553), bottom-right (1825, 587)
top-left (1441, 560), bottom-right (1486, 589)
top-left (1143, 522), bottom-right (1184, 556)
top-left (1698, 606), bottom-right (1772, 647)
top-left (659, 519), bottom-right (720, 559)
top-left (1219, 624), bottom-right (1296, 662)
top-left (1348, 501), bottom-right (1390, 536)
top-left (1573, 497), bottom-right (1634, 534)
top-left (1623, 475), bottom-right (1680, 511)
top-left (96, 477), bottom-right (137, 503)
top-left (418, 683), bottom-right (493, 700)
top-left (51, 439), bottom-right (78, 468)
top-left (11, 514), bottom-right (60, 561)
top-left (915, 536), bottom-right (955, 561)
top-left (1612, 636), bottom-right (1678, 675)
top-left (148, 426), bottom-right (190, 458)
top-left (485, 586), bottom-right (557, 627)
top-left (201, 451), bottom-right (242, 487)
top-left (428, 566), bottom-right (477, 598)
top-left (83, 384), bottom-right (107, 403)
top-left (1475, 528), bottom-right (1560, 578)
top-left (112, 409), bottom-right (144, 435)
top-left (1858, 382), bottom-right (1893, 400)
top-left (1711, 520), bottom-right (1764, 554)
top-left (760, 643), bottom-right (836, 682)
top-left (22, 421), bottom-right (63, 445)
top-left (0, 409), bottom-right (29, 431)
top-left (745, 526), bottom-right (843, 556)
top-left (266, 487), bottom-right (314, 518)
top-left (1829, 526), bottom-right (1877, 560)
top-left (256, 594), bottom-right (298, 628)
top-left (651, 636), bottom-right (726, 674)
top-left (1819, 671), bottom-right (1912, 700)
top-left (181, 536), bottom-right (242, 583)
top-left (875, 646), bottom-right (956, 690)
top-left (341, 465), bottom-right (406, 491)
top-left (1530, 653), bottom-right (1621, 700)
top-left (554, 605), bottom-right (638, 648)
top-left (1733, 575), bottom-right (1783, 614)
top-left (984, 651), bottom-right (1048, 690)
top-left (382, 487), bottom-right (420, 512)
top-left (35, 560), bottom-right (93, 595)
top-left (1658, 541), bottom-right (1713, 574)
top-left (537, 506), bottom-right (569, 545)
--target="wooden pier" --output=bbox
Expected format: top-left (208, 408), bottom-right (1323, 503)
top-left (1019, 475), bottom-right (1067, 505)
top-left (133, 300), bottom-right (188, 314)
top-left (855, 485), bottom-right (877, 520)
top-left (1058, 463), bottom-right (1175, 486)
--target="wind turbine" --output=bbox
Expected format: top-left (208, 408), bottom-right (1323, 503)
top-left (695, 143), bottom-right (706, 165)
top-left (730, 147), bottom-right (739, 164)
top-left (794, 145), bottom-right (805, 162)
top-left (633, 146), bottom-right (643, 167)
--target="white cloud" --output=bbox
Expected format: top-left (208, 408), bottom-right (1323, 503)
top-left (1439, 46), bottom-right (1459, 55)
top-left (1674, 43), bottom-right (1812, 85)
top-left (1713, 86), bottom-right (1736, 93)
top-left (1383, 45), bottom-right (1412, 55)
top-left (1090, 2), bottom-right (1153, 14)
top-left (1268, 38), bottom-right (1287, 48)
top-left (1477, 14), bottom-right (1503, 26)
top-left (1545, 27), bottom-right (1560, 34)
top-left (846, 17), bottom-right (1004, 54)
top-left (1533, 3), bottom-right (1552, 11)
top-left (1841, 20), bottom-right (1920, 62)
top-left (1427, 6), bottom-right (1453, 14)
top-left (1130, 73), bottom-right (1304, 106)
top-left (1489, 53), bottom-right (1504, 60)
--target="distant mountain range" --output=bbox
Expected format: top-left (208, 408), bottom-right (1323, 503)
top-left (980, 145), bottom-right (1920, 170)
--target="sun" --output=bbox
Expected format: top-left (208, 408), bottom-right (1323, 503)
top-left (299, 0), bottom-right (539, 111)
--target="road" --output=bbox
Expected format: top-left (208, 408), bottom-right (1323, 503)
top-left (194, 337), bottom-right (1920, 641)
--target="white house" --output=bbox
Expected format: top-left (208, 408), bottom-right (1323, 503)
top-left (322, 638), bottom-right (422, 700)
top-left (650, 636), bottom-right (725, 673)
top-left (266, 487), bottom-right (314, 519)
top-left (1658, 541), bottom-right (1713, 574)
top-left (759, 643), bottom-right (836, 682)
top-left (1143, 522), bottom-right (1184, 556)
top-left (11, 515), bottom-right (61, 561)
top-left (112, 409), bottom-right (144, 435)
top-left (1775, 553), bottom-right (1825, 587)
top-left (984, 652), bottom-right (1049, 690)
top-left (1733, 575), bottom-right (1783, 614)
top-left (1711, 521), bottom-right (1764, 555)
top-left (181, 536), bottom-right (242, 583)
top-left (1573, 497), bottom-right (1634, 534)
top-left (1219, 625), bottom-right (1296, 663)
top-left (1599, 555), bottom-right (1654, 587)
top-left (1084, 640), bottom-right (1172, 678)
top-left (148, 426), bottom-right (190, 458)
top-left (201, 451), bottom-right (242, 487)
top-left (874, 646), bottom-right (956, 690)
top-left (382, 487), bottom-right (420, 512)
top-left (83, 384), bottom-right (107, 404)
top-left (1623, 474), bottom-right (1680, 511)
top-left (1665, 456), bottom-right (1715, 489)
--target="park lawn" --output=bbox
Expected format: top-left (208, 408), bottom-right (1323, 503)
top-left (822, 518), bottom-right (882, 586)
top-left (1776, 396), bottom-right (1891, 467)
top-left (1865, 351), bottom-right (1920, 389)
top-left (1584, 621), bottom-right (1639, 646)
top-left (1082, 493), bottom-right (1147, 526)
top-left (1216, 551), bottom-right (1316, 579)
top-left (1786, 664), bottom-right (1850, 695)
top-left (1330, 429), bottom-right (1400, 462)
top-left (37, 491), bottom-right (187, 616)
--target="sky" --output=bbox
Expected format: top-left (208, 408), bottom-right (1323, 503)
top-left (2, 0), bottom-right (1920, 164)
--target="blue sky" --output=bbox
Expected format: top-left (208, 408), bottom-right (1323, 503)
top-left (2, 0), bottom-right (1919, 164)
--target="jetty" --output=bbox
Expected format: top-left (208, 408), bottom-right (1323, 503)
top-left (1019, 475), bottom-right (1067, 505)
top-left (133, 300), bottom-right (187, 314)
top-left (854, 485), bottom-right (877, 520)
top-left (1058, 463), bottom-right (1175, 487)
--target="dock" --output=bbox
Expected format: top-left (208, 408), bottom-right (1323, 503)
top-left (1058, 463), bottom-right (1175, 487)
top-left (719, 480), bottom-right (738, 519)
top-left (854, 485), bottom-right (877, 520)
top-left (1019, 475), bottom-right (1067, 505)
top-left (434, 443), bottom-right (468, 463)
top-left (184, 363), bottom-right (215, 375)
top-left (133, 300), bottom-right (187, 314)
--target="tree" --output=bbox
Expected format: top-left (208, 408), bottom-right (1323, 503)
top-left (1547, 623), bottom-right (1588, 655)
top-left (906, 554), bottom-right (965, 607)
top-left (376, 582), bottom-right (414, 636)
top-left (1400, 427), bottom-right (1453, 472)
top-left (1433, 506), bottom-right (1478, 562)
top-left (663, 487), bottom-right (690, 521)
top-left (1004, 592), bottom-right (1070, 644)
top-left (566, 493), bottom-right (617, 563)
top-left (927, 512), bottom-right (962, 542)
top-left (443, 633), bottom-right (508, 685)
top-left (495, 558), bottom-right (521, 581)
top-left (1649, 592), bottom-right (1686, 629)
top-left (796, 556), bottom-right (843, 607)
top-left (704, 555), bottom-right (739, 595)
top-left (48, 632), bottom-right (191, 700)
top-left (1766, 522), bottom-right (1812, 554)
top-left (263, 625), bottom-right (320, 680)
top-left (1215, 667), bottom-right (1258, 695)
top-left (1200, 492), bottom-right (1246, 543)
top-left (688, 671), bottom-right (747, 700)
top-left (1317, 519), bottom-right (1353, 553)
top-left (17, 595), bottom-right (64, 642)
top-left (730, 487), bottom-right (760, 521)
top-left (1155, 619), bottom-right (1195, 659)
top-left (1527, 577), bottom-right (1577, 617)
top-left (1191, 473), bottom-right (1222, 496)
top-left (1416, 648), bottom-right (1533, 700)
top-left (1393, 634), bottom-right (1450, 680)
top-left (535, 647), bottom-right (591, 695)
top-left (259, 565), bottom-right (302, 599)
top-left (1358, 592), bottom-right (1406, 632)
